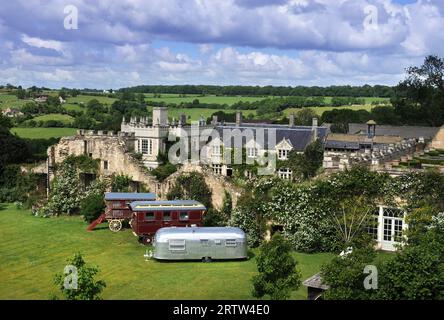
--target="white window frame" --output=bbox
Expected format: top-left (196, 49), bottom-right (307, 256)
top-left (212, 164), bottom-right (222, 175)
top-left (278, 168), bottom-right (292, 180)
top-left (141, 139), bottom-right (153, 155)
top-left (278, 149), bottom-right (289, 160)
top-left (212, 144), bottom-right (222, 156)
top-left (247, 147), bottom-right (258, 158)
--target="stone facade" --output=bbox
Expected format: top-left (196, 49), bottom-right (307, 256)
top-left (430, 125), bottom-right (444, 150)
top-left (42, 130), bottom-right (241, 209)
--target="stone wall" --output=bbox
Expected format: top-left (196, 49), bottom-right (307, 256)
top-left (430, 125), bottom-right (444, 150)
top-left (44, 133), bottom-right (242, 209)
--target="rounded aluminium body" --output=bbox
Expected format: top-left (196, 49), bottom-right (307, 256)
top-left (153, 227), bottom-right (248, 261)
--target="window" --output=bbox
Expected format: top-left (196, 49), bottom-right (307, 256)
top-left (383, 218), bottom-right (393, 241)
top-left (145, 212), bottom-right (155, 221)
top-left (278, 149), bottom-right (289, 160)
top-left (366, 216), bottom-right (379, 240)
top-left (141, 139), bottom-right (153, 155)
top-left (225, 239), bottom-right (237, 247)
top-left (394, 220), bottom-right (403, 242)
top-left (103, 160), bottom-right (109, 170)
top-left (212, 164), bottom-right (222, 175)
top-left (212, 145), bottom-right (222, 156)
top-left (214, 239), bottom-right (222, 245)
top-left (247, 147), bottom-right (258, 158)
top-left (163, 212), bottom-right (171, 221)
top-left (179, 212), bottom-right (189, 221)
top-left (112, 201), bottom-right (121, 209)
top-left (200, 239), bottom-right (210, 246)
top-left (278, 168), bottom-right (292, 180)
top-left (169, 239), bottom-right (186, 251)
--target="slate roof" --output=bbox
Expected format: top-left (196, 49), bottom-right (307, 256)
top-left (104, 192), bottom-right (156, 201)
top-left (348, 123), bottom-right (440, 140)
top-left (214, 123), bottom-right (328, 152)
top-left (325, 133), bottom-right (402, 150)
top-left (303, 273), bottom-right (329, 290)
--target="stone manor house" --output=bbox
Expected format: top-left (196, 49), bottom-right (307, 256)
top-left (120, 107), bottom-right (328, 179)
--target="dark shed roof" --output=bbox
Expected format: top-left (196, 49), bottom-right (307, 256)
top-left (349, 123), bottom-right (440, 140)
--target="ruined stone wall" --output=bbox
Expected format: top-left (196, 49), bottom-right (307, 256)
top-left (46, 133), bottom-right (242, 209)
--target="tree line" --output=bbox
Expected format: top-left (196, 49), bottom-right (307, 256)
top-left (119, 84), bottom-right (394, 97)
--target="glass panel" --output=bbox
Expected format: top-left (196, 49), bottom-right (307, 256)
top-left (163, 212), bottom-right (171, 221)
top-left (383, 218), bottom-right (393, 241)
top-left (225, 239), bottom-right (237, 247)
top-left (179, 212), bottom-right (189, 221)
top-left (394, 220), bottom-right (403, 242)
top-left (145, 212), bottom-right (155, 221)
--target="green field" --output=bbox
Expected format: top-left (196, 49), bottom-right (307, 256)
top-left (30, 113), bottom-right (74, 124)
top-left (11, 127), bottom-right (77, 139)
top-left (66, 94), bottom-right (117, 105)
top-left (145, 94), bottom-right (268, 105)
top-left (0, 204), bottom-right (334, 300)
top-left (163, 107), bottom-right (256, 121)
top-left (0, 94), bottom-right (33, 110)
top-left (63, 103), bottom-right (85, 112)
top-left (285, 105), bottom-right (375, 117)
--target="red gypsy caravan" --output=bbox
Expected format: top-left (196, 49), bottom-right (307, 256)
top-left (129, 200), bottom-right (206, 244)
top-left (87, 192), bottom-right (156, 232)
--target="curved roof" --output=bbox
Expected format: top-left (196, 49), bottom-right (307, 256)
top-left (130, 200), bottom-right (206, 212)
top-left (105, 192), bottom-right (156, 201)
top-left (154, 226), bottom-right (246, 241)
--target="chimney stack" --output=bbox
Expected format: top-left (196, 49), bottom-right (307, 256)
top-left (179, 114), bottom-right (187, 126)
top-left (236, 111), bottom-right (243, 126)
top-left (289, 114), bottom-right (295, 127)
top-left (312, 118), bottom-right (318, 142)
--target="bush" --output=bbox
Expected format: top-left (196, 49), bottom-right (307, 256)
top-left (81, 193), bottom-right (105, 223)
top-left (251, 233), bottom-right (301, 300)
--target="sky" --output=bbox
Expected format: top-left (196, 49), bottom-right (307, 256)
top-left (0, 0), bottom-right (444, 89)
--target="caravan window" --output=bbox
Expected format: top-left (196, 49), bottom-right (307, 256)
top-left (200, 239), bottom-right (210, 246)
top-left (169, 239), bottom-right (186, 251)
top-left (225, 239), bottom-right (237, 247)
top-left (144, 212), bottom-right (155, 221)
top-left (179, 212), bottom-right (189, 221)
top-left (163, 212), bottom-right (172, 221)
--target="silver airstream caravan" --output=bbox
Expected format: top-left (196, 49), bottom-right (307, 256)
top-left (152, 226), bottom-right (248, 261)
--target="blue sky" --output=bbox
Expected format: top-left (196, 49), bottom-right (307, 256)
top-left (0, 0), bottom-right (443, 89)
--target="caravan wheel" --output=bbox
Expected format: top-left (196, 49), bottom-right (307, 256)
top-left (109, 219), bottom-right (122, 232)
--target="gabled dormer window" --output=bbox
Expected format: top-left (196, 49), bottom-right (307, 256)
top-left (247, 147), bottom-right (258, 158)
top-left (278, 149), bottom-right (289, 160)
top-left (212, 145), bottom-right (222, 156)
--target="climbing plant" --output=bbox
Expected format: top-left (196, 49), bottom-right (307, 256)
top-left (166, 172), bottom-right (212, 208)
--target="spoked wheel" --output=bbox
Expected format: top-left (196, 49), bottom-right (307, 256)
top-left (109, 219), bottom-right (122, 232)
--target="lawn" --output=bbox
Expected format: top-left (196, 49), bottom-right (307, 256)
top-left (0, 204), bottom-right (334, 300)
top-left (29, 113), bottom-right (74, 124)
top-left (11, 127), bottom-right (77, 139)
